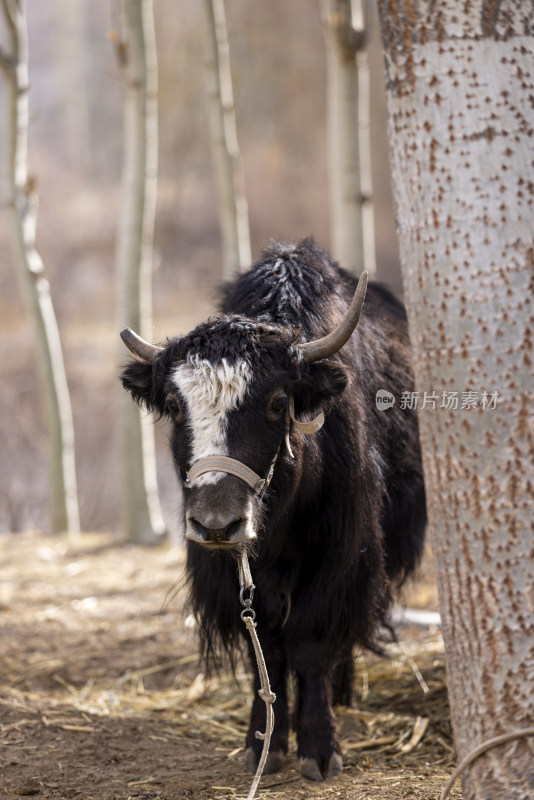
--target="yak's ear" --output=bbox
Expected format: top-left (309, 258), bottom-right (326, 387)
top-left (295, 360), bottom-right (348, 414)
top-left (307, 360), bottom-right (349, 400)
top-left (120, 360), bottom-right (156, 411)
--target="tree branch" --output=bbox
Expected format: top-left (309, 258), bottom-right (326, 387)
top-left (2, 0), bottom-right (20, 42)
top-left (1, 0), bottom-right (21, 71)
top-left (328, 0), bottom-right (367, 56)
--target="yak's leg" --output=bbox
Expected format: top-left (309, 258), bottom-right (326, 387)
top-left (293, 644), bottom-right (342, 781)
top-left (244, 638), bottom-right (289, 775)
top-left (331, 652), bottom-right (354, 707)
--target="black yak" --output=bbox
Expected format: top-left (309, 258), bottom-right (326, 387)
top-left (120, 238), bottom-right (426, 781)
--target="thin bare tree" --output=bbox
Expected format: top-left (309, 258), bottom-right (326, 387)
top-left (0, 0), bottom-right (80, 538)
top-left (202, 0), bottom-right (251, 278)
top-left (115, 0), bottom-right (166, 543)
top-left (376, 2), bottom-right (534, 798)
top-left (322, 0), bottom-right (375, 276)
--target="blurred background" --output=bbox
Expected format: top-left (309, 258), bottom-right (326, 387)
top-left (0, 0), bottom-right (401, 535)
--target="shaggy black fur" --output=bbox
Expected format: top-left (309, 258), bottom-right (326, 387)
top-left (120, 237), bottom-right (426, 780)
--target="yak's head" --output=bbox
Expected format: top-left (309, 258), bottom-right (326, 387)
top-left (120, 272), bottom-right (367, 551)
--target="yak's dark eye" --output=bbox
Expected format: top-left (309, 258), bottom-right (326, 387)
top-left (267, 390), bottom-right (288, 422)
top-left (165, 393), bottom-right (183, 422)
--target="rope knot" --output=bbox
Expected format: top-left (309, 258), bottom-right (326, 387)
top-left (244, 615), bottom-right (257, 632)
top-left (259, 688), bottom-right (277, 705)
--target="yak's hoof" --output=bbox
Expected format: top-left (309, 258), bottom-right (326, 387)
top-left (328, 752), bottom-right (343, 778)
top-left (244, 747), bottom-right (285, 775)
top-left (300, 757), bottom-right (324, 782)
top-left (244, 747), bottom-right (256, 773)
top-left (300, 752), bottom-right (343, 782)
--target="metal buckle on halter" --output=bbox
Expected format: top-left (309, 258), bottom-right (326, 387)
top-left (284, 396), bottom-right (325, 459)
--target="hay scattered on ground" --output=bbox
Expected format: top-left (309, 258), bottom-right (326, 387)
top-left (0, 532), bottom-right (461, 799)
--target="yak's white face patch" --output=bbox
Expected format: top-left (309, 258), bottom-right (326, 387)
top-left (172, 355), bottom-right (252, 486)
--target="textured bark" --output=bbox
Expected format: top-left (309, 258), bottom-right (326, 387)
top-left (116, 0), bottom-right (166, 543)
top-left (202, 0), bottom-right (251, 278)
top-left (322, 0), bottom-right (376, 276)
top-left (1, 0), bottom-right (80, 538)
top-left (376, 2), bottom-right (534, 798)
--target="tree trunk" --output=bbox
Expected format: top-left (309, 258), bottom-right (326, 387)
top-left (376, 2), bottom-right (534, 798)
top-left (116, 0), bottom-right (166, 543)
top-left (202, 0), bottom-right (251, 278)
top-left (1, 0), bottom-right (80, 538)
top-left (322, 0), bottom-right (375, 276)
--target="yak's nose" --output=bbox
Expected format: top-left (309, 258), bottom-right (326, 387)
top-left (186, 510), bottom-right (250, 546)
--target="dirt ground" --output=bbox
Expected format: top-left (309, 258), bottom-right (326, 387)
top-left (0, 533), bottom-right (461, 800)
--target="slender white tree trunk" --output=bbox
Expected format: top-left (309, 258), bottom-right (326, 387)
top-left (322, 0), bottom-right (375, 276)
top-left (1, 0), bottom-right (80, 538)
top-left (116, 0), bottom-right (165, 543)
top-left (202, 0), bottom-right (251, 278)
top-left (377, 2), bottom-right (534, 797)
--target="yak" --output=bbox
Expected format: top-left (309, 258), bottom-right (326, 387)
top-left (120, 238), bottom-right (426, 782)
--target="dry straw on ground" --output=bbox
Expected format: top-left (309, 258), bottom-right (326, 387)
top-left (0, 532), bottom-right (461, 799)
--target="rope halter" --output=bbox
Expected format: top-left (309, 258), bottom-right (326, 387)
top-left (184, 395), bottom-right (325, 494)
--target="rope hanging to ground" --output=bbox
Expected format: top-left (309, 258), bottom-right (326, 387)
top-left (236, 548), bottom-right (534, 800)
top-left (440, 727), bottom-right (534, 800)
top-left (238, 549), bottom-right (276, 800)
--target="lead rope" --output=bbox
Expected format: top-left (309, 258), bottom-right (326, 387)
top-left (238, 549), bottom-right (276, 800)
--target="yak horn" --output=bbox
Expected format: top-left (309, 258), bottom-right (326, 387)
top-left (120, 328), bottom-right (163, 364)
top-left (299, 270), bottom-right (368, 363)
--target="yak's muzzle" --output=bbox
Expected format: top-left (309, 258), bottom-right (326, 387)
top-left (184, 481), bottom-right (257, 549)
